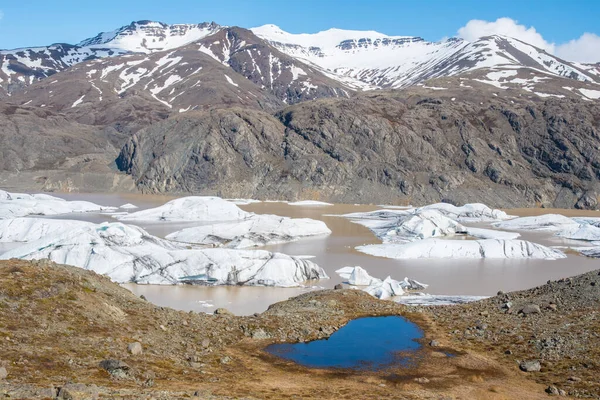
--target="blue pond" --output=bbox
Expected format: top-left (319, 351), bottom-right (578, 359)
top-left (266, 316), bottom-right (423, 370)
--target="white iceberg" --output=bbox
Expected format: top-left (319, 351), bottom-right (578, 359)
top-left (0, 218), bottom-right (94, 242)
top-left (336, 266), bottom-right (429, 299)
top-left (465, 227), bottom-right (521, 240)
top-left (166, 214), bottom-right (331, 248)
top-left (335, 266), bottom-right (379, 285)
top-left (555, 224), bottom-right (600, 241)
top-left (0, 190), bottom-right (115, 219)
top-left (342, 209), bottom-right (467, 244)
top-left (493, 214), bottom-right (577, 231)
top-left (357, 239), bottom-right (566, 260)
top-left (225, 198), bottom-right (262, 205)
top-left (119, 203), bottom-right (139, 210)
top-left (288, 200), bottom-right (333, 206)
top-left (364, 276), bottom-right (405, 299)
top-left (419, 203), bottom-right (511, 222)
top-left (0, 221), bottom-right (328, 287)
top-left (117, 196), bottom-right (251, 222)
top-left (396, 294), bottom-right (488, 306)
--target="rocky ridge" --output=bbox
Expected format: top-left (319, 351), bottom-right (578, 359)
top-left (1, 258), bottom-right (598, 398)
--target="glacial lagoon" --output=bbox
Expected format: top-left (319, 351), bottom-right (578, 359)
top-left (1, 191), bottom-right (599, 315)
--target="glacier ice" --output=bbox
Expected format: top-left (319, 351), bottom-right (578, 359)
top-left (0, 220), bottom-right (328, 287)
top-left (117, 196), bottom-right (251, 222)
top-left (0, 189), bottom-right (115, 219)
top-left (166, 214), bottom-right (331, 248)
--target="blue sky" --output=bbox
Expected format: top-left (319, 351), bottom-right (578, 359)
top-left (1, 0), bottom-right (599, 52)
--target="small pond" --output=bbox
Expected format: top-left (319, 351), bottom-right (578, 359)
top-left (266, 316), bottom-right (423, 370)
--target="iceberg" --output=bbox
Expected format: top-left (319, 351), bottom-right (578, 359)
top-left (335, 266), bottom-right (379, 285)
top-left (493, 214), bottom-right (577, 231)
top-left (342, 209), bottom-right (467, 244)
top-left (0, 190), bottom-right (115, 219)
top-left (336, 266), bottom-right (429, 299)
top-left (364, 277), bottom-right (405, 300)
top-left (288, 200), bottom-right (333, 206)
top-left (418, 203), bottom-right (511, 222)
top-left (396, 295), bottom-right (488, 306)
top-left (119, 203), bottom-right (139, 210)
top-left (166, 214), bottom-right (331, 248)
top-left (117, 196), bottom-right (251, 222)
top-left (0, 221), bottom-right (328, 287)
top-left (225, 198), bottom-right (262, 205)
top-left (0, 218), bottom-right (94, 242)
top-left (357, 239), bottom-right (566, 260)
top-left (555, 224), bottom-right (600, 241)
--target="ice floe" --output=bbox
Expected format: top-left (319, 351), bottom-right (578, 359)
top-left (288, 200), bottom-right (333, 206)
top-left (342, 208), bottom-right (517, 244)
top-left (166, 214), bottom-right (331, 248)
top-left (357, 239), bottom-right (566, 260)
top-left (0, 190), bottom-right (115, 219)
top-left (335, 266), bottom-right (428, 299)
top-left (117, 196), bottom-right (251, 222)
top-left (494, 214), bottom-right (600, 243)
top-left (342, 209), bottom-right (467, 244)
top-left (225, 198), bottom-right (262, 205)
top-left (418, 203), bottom-right (511, 222)
top-left (0, 218), bottom-right (94, 242)
top-left (396, 294), bottom-right (488, 306)
top-left (0, 221), bottom-right (328, 287)
top-left (493, 214), bottom-right (576, 231)
top-left (119, 203), bottom-right (139, 210)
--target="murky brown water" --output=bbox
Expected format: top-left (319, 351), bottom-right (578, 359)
top-left (4, 193), bottom-right (600, 314)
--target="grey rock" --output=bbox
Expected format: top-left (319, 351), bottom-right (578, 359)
top-left (127, 342), bottom-right (143, 355)
top-left (214, 308), bottom-right (233, 316)
top-left (220, 356), bottom-right (231, 364)
top-left (117, 91), bottom-right (600, 209)
top-left (520, 304), bottom-right (541, 315)
top-left (519, 360), bottom-right (541, 372)
top-left (99, 359), bottom-right (132, 379)
top-left (334, 284), bottom-right (343, 290)
top-left (57, 383), bottom-right (99, 400)
top-left (429, 340), bottom-right (441, 347)
top-left (0, 366), bottom-right (6, 379)
top-left (250, 329), bottom-right (270, 340)
top-left (546, 386), bottom-right (560, 396)
top-left (201, 338), bottom-right (211, 349)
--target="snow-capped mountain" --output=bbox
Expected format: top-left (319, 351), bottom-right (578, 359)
top-left (3, 20), bottom-right (600, 105)
top-left (251, 25), bottom-right (600, 89)
top-left (0, 21), bottom-right (220, 97)
top-left (0, 44), bottom-right (127, 95)
top-left (79, 20), bottom-right (221, 53)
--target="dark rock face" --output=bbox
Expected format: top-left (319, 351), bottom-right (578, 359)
top-left (116, 88), bottom-right (600, 208)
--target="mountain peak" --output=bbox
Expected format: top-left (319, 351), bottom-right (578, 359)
top-left (78, 21), bottom-right (221, 53)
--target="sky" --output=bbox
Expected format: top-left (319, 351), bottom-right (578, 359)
top-left (1, 0), bottom-right (599, 62)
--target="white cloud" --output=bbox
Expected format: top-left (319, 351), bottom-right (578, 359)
top-left (457, 17), bottom-right (600, 63)
top-left (457, 18), bottom-right (555, 53)
top-left (555, 33), bottom-right (600, 64)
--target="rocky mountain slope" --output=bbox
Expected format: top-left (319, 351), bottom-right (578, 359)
top-left (1, 20), bottom-right (599, 206)
top-left (117, 79), bottom-right (600, 209)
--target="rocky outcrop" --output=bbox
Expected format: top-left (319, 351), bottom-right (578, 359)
top-left (117, 87), bottom-right (600, 209)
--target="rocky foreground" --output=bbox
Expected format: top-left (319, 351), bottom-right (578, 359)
top-left (0, 259), bottom-right (598, 399)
